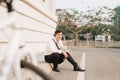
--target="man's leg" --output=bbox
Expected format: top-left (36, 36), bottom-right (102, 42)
top-left (51, 53), bottom-right (60, 72)
top-left (66, 52), bottom-right (85, 71)
top-left (58, 53), bottom-right (65, 64)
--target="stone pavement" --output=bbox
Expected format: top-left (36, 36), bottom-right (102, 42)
top-left (1, 45), bottom-right (120, 80)
top-left (49, 46), bottom-right (84, 80)
top-left (49, 46), bottom-right (120, 80)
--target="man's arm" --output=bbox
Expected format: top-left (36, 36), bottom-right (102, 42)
top-left (59, 40), bottom-right (68, 51)
top-left (47, 39), bottom-right (62, 53)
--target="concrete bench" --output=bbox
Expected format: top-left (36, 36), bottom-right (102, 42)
top-left (36, 51), bottom-right (53, 74)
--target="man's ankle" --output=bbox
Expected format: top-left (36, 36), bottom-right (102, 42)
top-left (53, 67), bottom-right (60, 72)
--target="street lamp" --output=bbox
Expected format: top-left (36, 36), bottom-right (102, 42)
top-left (102, 28), bottom-right (111, 42)
top-left (105, 29), bottom-right (110, 42)
top-left (84, 33), bottom-right (91, 47)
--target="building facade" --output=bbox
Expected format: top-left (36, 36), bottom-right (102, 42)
top-left (114, 6), bottom-right (120, 28)
top-left (0, 0), bottom-right (57, 61)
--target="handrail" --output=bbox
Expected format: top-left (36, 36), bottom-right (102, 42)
top-left (14, 45), bottom-right (38, 80)
top-left (0, 12), bottom-right (16, 29)
top-left (0, 1), bottom-right (38, 80)
top-left (0, 11), bottom-right (22, 80)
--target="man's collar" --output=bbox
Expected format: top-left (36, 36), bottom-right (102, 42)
top-left (52, 36), bottom-right (59, 43)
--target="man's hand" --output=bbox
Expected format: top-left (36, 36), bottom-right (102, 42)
top-left (62, 51), bottom-right (68, 58)
top-left (62, 40), bottom-right (66, 45)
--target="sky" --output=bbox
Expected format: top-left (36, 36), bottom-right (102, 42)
top-left (56, 0), bottom-right (120, 11)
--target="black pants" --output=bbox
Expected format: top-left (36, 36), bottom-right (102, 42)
top-left (44, 52), bottom-right (77, 68)
top-left (44, 53), bottom-right (65, 68)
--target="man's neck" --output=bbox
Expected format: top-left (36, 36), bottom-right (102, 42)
top-left (56, 39), bottom-right (59, 43)
top-left (54, 37), bottom-right (59, 42)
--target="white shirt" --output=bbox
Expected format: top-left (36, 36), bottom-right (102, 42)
top-left (45, 36), bottom-right (67, 55)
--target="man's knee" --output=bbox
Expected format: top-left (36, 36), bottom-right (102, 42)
top-left (52, 53), bottom-right (60, 57)
top-left (66, 52), bottom-right (70, 56)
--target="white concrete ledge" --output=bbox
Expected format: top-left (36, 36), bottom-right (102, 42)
top-left (36, 51), bottom-right (53, 73)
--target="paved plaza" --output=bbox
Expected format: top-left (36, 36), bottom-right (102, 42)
top-left (50, 46), bottom-right (120, 80)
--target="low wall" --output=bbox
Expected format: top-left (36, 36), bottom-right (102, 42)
top-left (67, 40), bottom-right (120, 48)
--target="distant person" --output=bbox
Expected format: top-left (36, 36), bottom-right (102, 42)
top-left (44, 30), bottom-right (85, 72)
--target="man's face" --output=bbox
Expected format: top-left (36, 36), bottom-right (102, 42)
top-left (55, 32), bottom-right (62, 41)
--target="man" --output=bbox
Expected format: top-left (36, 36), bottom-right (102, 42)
top-left (44, 30), bottom-right (85, 72)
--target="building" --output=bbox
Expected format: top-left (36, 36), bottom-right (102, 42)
top-left (114, 6), bottom-right (120, 28)
top-left (95, 35), bottom-right (111, 42)
top-left (0, 0), bottom-right (57, 61)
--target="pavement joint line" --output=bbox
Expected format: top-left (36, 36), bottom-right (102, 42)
top-left (76, 52), bottom-right (86, 80)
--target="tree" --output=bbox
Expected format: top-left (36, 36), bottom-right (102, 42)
top-left (56, 7), bottom-right (114, 46)
top-left (110, 26), bottom-right (120, 41)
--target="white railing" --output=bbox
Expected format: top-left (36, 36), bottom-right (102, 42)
top-left (67, 40), bottom-right (120, 48)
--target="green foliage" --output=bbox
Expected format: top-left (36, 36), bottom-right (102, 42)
top-left (110, 26), bottom-right (120, 41)
top-left (57, 25), bottom-right (73, 40)
top-left (78, 24), bottom-right (104, 40)
top-left (56, 7), bottom-right (115, 42)
top-left (115, 6), bottom-right (120, 13)
top-left (78, 24), bottom-right (120, 41)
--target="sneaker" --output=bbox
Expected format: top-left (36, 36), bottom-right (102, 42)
top-left (73, 66), bottom-right (85, 72)
top-left (53, 67), bottom-right (60, 72)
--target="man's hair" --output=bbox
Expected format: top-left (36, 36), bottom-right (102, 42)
top-left (54, 30), bottom-right (63, 36)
